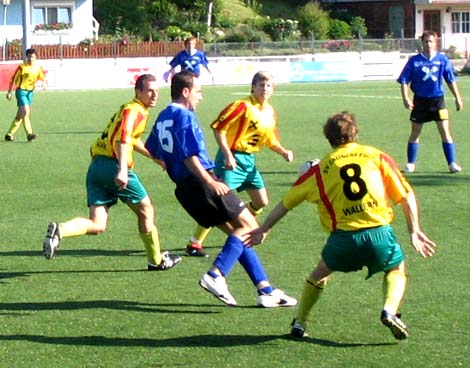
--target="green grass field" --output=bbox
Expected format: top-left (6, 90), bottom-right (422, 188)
top-left (1, 80), bottom-right (469, 367)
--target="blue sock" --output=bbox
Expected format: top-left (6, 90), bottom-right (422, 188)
top-left (238, 246), bottom-right (270, 287)
top-left (213, 235), bottom-right (244, 277)
top-left (442, 142), bottom-right (456, 164)
top-left (407, 142), bottom-right (419, 164)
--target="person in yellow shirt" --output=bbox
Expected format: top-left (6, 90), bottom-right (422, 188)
top-left (5, 48), bottom-right (46, 142)
top-left (186, 71), bottom-right (294, 257)
top-left (246, 111), bottom-right (436, 340)
top-left (42, 74), bottom-right (181, 271)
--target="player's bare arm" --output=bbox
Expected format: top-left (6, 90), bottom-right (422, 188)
top-left (244, 202), bottom-right (290, 246)
top-left (115, 141), bottom-right (130, 190)
top-left (184, 155), bottom-right (230, 196)
top-left (400, 191), bottom-right (436, 258)
top-left (213, 129), bottom-right (236, 169)
top-left (400, 83), bottom-right (414, 110)
top-left (447, 81), bottom-right (463, 111)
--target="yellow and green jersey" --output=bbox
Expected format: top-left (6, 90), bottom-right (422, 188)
top-left (210, 95), bottom-right (281, 153)
top-left (12, 63), bottom-right (45, 91)
top-left (283, 142), bottom-right (412, 232)
top-left (90, 99), bottom-right (149, 169)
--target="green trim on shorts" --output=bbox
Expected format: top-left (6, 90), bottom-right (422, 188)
top-left (16, 89), bottom-right (34, 107)
top-left (322, 224), bottom-right (404, 279)
top-left (86, 156), bottom-right (148, 207)
top-left (214, 150), bottom-right (265, 191)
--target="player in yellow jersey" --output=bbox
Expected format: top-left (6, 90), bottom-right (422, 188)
top-left (186, 71), bottom-right (294, 257)
top-left (42, 74), bottom-right (181, 271)
top-left (246, 111), bottom-right (436, 340)
top-left (5, 48), bottom-right (47, 142)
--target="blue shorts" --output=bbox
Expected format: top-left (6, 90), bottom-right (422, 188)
top-left (322, 224), bottom-right (405, 279)
top-left (16, 89), bottom-right (34, 107)
top-left (86, 156), bottom-right (148, 207)
top-left (214, 150), bottom-right (264, 192)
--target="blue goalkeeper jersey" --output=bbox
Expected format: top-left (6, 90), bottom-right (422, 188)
top-left (145, 103), bottom-right (215, 184)
top-left (397, 52), bottom-right (456, 98)
top-left (169, 50), bottom-right (209, 77)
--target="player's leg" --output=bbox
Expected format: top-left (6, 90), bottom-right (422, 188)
top-left (124, 170), bottom-right (181, 270)
top-left (246, 187), bottom-right (268, 216)
top-left (43, 204), bottom-right (109, 259)
top-left (291, 259), bottom-right (331, 337)
top-left (404, 121), bottom-right (423, 172)
top-left (381, 262), bottom-right (409, 340)
top-left (5, 104), bottom-right (27, 140)
top-left (436, 119), bottom-right (461, 172)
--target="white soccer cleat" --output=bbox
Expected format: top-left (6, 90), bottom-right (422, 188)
top-left (199, 273), bottom-right (237, 306)
top-left (448, 162), bottom-right (462, 173)
top-left (298, 159), bottom-right (320, 176)
top-left (403, 163), bottom-right (415, 173)
top-left (43, 222), bottom-right (60, 259)
top-left (257, 288), bottom-right (297, 308)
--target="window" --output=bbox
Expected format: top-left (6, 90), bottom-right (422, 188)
top-left (32, 1), bottom-right (73, 30)
top-left (452, 12), bottom-right (470, 33)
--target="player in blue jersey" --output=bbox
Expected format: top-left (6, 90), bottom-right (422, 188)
top-left (397, 30), bottom-right (463, 174)
top-left (145, 70), bottom-right (296, 308)
top-left (163, 37), bottom-right (213, 83)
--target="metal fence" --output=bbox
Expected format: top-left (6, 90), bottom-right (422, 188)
top-left (0, 38), bottom-right (426, 61)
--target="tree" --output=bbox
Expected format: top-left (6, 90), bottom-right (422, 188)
top-left (296, 2), bottom-right (329, 40)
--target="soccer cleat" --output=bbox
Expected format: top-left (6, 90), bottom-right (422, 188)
top-left (43, 222), bottom-right (60, 259)
top-left (380, 310), bottom-right (409, 340)
top-left (403, 163), bottom-right (415, 173)
top-left (27, 133), bottom-right (37, 142)
top-left (257, 288), bottom-right (297, 308)
top-left (5, 134), bottom-right (13, 141)
top-left (199, 272), bottom-right (237, 306)
top-left (185, 242), bottom-right (208, 257)
top-left (290, 319), bottom-right (308, 338)
top-left (147, 251), bottom-right (182, 271)
top-left (448, 162), bottom-right (462, 173)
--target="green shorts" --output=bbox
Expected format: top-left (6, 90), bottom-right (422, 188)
top-left (16, 89), bottom-right (34, 107)
top-left (322, 224), bottom-right (404, 278)
top-left (214, 150), bottom-right (264, 192)
top-left (86, 156), bottom-right (148, 207)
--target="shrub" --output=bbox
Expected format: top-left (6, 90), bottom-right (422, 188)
top-left (329, 19), bottom-right (352, 40)
top-left (297, 2), bottom-right (329, 40)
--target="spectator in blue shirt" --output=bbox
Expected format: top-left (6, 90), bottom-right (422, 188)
top-left (397, 30), bottom-right (463, 174)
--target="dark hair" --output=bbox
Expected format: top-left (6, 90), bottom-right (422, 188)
top-left (421, 30), bottom-right (438, 41)
top-left (184, 36), bottom-right (197, 46)
top-left (135, 74), bottom-right (156, 91)
top-left (171, 70), bottom-right (196, 100)
top-left (25, 48), bottom-right (36, 57)
top-left (323, 111), bottom-right (358, 147)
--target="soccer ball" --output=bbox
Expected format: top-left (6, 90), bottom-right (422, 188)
top-left (298, 159), bottom-right (320, 176)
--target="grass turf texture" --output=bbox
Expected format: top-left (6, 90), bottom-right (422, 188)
top-left (1, 80), bottom-right (469, 367)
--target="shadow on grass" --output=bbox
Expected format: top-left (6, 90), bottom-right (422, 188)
top-left (0, 333), bottom-right (394, 348)
top-left (0, 300), bottom-right (221, 314)
top-left (0, 249), bottom-right (144, 257)
top-left (404, 173), bottom-right (470, 186)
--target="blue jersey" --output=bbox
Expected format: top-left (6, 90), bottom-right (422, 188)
top-left (169, 50), bottom-right (209, 77)
top-left (397, 52), bottom-right (456, 98)
top-left (145, 103), bottom-right (215, 183)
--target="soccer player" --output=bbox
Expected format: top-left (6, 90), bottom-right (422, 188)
top-left (246, 111), bottom-right (436, 339)
top-left (163, 36), bottom-right (213, 83)
top-left (42, 74), bottom-right (181, 271)
top-left (5, 48), bottom-right (47, 142)
top-left (397, 30), bottom-right (463, 173)
top-left (185, 71), bottom-right (294, 257)
top-left (145, 70), bottom-right (296, 307)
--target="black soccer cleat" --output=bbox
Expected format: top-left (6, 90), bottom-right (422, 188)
top-left (148, 251), bottom-right (182, 271)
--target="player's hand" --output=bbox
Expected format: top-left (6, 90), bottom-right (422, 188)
top-left (209, 178), bottom-right (230, 196)
top-left (242, 228), bottom-right (267, 247)
top-left (6, 92), bottom-right (12, 101)
top-left (410, 231), bottom-right (436, 258)
top-left (224, 155), bottom-right (237, 170)
top-left (403, 98), bottom-right (414, 110)
top-left (115, 170), bottom-right (128, 190)
top-left (455, 98), bottom-right (463, 111)
top-left (284, 150), bottom-right (294, 162)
